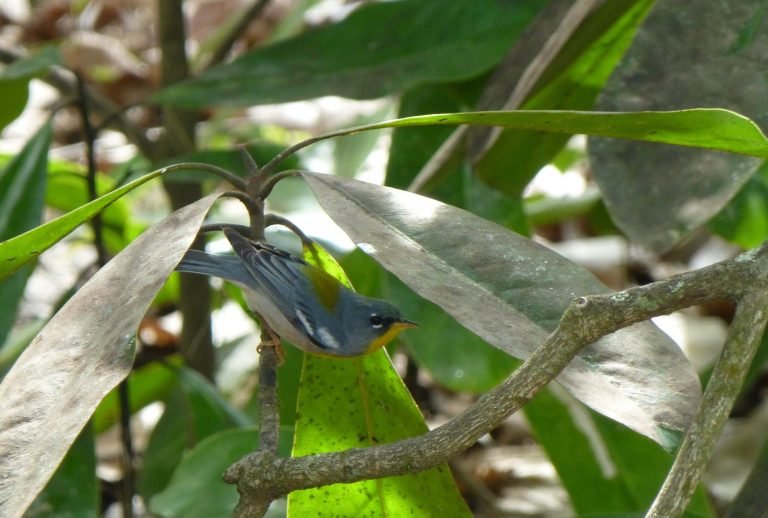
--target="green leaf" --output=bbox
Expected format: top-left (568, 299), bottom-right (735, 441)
top-left (92, 358), bottom-right (181, 434)
top-left (0, 46), bottom-right (60, 80)
top-left (45, 170), bottom-right (130, 253)
top-left (0, 78), bottom-right (29, 131)
top-left (0, 161), bottom-right (230, 282)
top-left (0, 168), bottom-right (165, 282)
top-left (333, 106), bottom-right (392, 178)
top-left (0, 122), bottom-right (51, 346)
top-left (0, 47), bottom-right (60, 129)
top-left (589, 0), bottom-right (768, 252)
top-left (709, 160), bottom-right (768, 248)
top-left (474, 0), bottom-right (655, 197)
top-left (139, 365), bottom-right (253, 502)
top-left (301, 239), bottom-right (352, 287)
top-left (0, 195), bottom-right (221, 517)
top-left (302, 173), bottom-right (700, 449)
top-left (358, 109), bottom-right (768, 158)
top-left (150, 428), bottom-right (293, 518)
top-left (25, 425), bottom-right (98, 518)
top-left (525, 388), bottom-right (712, 516)
top-left (289, 242), bottom-right (469, 516)
top-left (152, 0), bottom-right (546, 107)
top-left (289, 353), bottom-right (470, 517)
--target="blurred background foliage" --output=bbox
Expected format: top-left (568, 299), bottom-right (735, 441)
top-left (2, 0), bottom-right (768, 516)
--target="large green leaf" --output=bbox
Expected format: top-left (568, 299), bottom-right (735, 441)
top-left (289, 241), bottom-right (469, 517)
top-left (152, 0), bottom-right (546, 107)
top-left (0, 194), bottom-right (221, 517)
top-left (149, 428), bottom-right (294, 518)
top-left (351, 109), bottom-right (768, 158)
top-left (302, 173), bottom-right (700, 450)
top-left (589, 0), bottom-right (768, 252)
top-left (0, 123), bottom-right (51, 346)
top-left (289, 354), bottom-right (470, 517)
top-left (139, 365), bottom-right (253, 502)
top-left (525, 387), bottom-right (712, 516)
top-left (474, 0), bottom-right (654, 196)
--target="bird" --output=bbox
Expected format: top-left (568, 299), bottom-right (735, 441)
top-left (175, 227), bottom-right (416, 357)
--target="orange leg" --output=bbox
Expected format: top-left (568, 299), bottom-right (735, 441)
top-left (257, 325), bottom-right (285, 365)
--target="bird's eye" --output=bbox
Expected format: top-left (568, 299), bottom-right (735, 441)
top-left (369, 314), bottom-right (384, 328)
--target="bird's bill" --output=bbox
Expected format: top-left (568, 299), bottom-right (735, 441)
top-left (394, 319), bottom-right (418, 329)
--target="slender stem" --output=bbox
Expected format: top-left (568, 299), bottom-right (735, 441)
top-left (117, 382), bottom-right (135, 517)
top-left (199, 223), bottom-right (252, 236)
top-left (264, 214), bottom-right (312, 245)
top-left (74, 72), bottom-right (108, 267)
top-left (646, 286), bottom-right (768, 517)
top-left (161, 162), bottom-right (247, 190)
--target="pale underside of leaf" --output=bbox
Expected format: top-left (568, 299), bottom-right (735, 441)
top-left (0, 194), bottom-right (220, 518)
top-left (303, 173), bottom-right (701, 449)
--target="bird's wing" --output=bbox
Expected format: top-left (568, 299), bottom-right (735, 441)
top-left (224, 228), bottom-right (343, 351)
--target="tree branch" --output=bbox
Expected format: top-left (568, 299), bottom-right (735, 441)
top-left (647, 281), bottom-right (768, 516)
top-left (223, 242), bottom-right (768, 515)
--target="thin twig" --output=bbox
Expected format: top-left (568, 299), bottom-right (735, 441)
top-left (647, 286), bottom-right (768, 517)
top-left (223, 243), bottom-right (768, 515)
top-left (74, 72), bottom-right (108, 267)
top-left (161, 162), bottom-right (247, 190)
top-left (75, 70), bottom-right (134, 517)
top-left (265, 214), bottom-right (312, 245)
top-left (199, 223), bottom-right (252, 236)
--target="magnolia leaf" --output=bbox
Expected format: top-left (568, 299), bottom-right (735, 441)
top-left (153, 0), bottom-right (546, 107)
top-left (0, 194), bottom-right (220, 517)
top-left (303, 173), bottom-right (700, 450)
top-left (590, 0), bottom-right (768, 252)
top-left (0, 122), bottom-right (51, 346)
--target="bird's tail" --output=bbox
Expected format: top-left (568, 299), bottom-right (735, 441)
top-left (175, 250), bottom-right (251, 285)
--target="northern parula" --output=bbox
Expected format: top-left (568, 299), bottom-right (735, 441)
top-left (176, 227), bottom-right (416, 357)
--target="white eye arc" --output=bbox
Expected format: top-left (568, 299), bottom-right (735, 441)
top-left (369, 313), bottom-right (384, 329)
